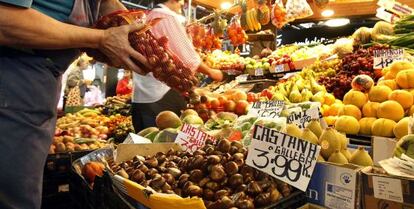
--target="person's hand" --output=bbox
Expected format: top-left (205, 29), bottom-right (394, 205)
top-left (209, 69), bottom-right (224, 81)
top-left (99, 23), bottom-right (150, 75)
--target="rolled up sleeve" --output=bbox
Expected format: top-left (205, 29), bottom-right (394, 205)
top-left (0, 0), bottom-right (33, 8)
top-left (148, 13), bottom-right (201, 72)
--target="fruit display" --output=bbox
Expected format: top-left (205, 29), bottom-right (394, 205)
top-left (326, 60), bottom-right (414, 139)
top-left (303, 58), bottom-right (341, 78)
top-left (102, 95), bottom-right (131, 116)
top-left (319, 45), bottom-right (387, 99)
top-left (187, 23), bottom-right (207, 49)
top-left (204, 27), bottom-right (223, 51)
top-left (108, 139), bottom-right (294, 209)
top-left (203, 50), bottom-right (245, 74)
top-left (244, 57), bottom-right (271, 75)
top-left (107, 114), bottom-right (135, 143)
top-left (86, 10), bottom-right (198, 93)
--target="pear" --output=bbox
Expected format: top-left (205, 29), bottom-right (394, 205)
top-left (336, 131), bottom-right (349, 149)
top-left (271, 92), bottom-right (285, 101)
top-left (301, 89), bottom-right (313, 102)
top-left (328, 150), bottom-right (349, 164)
top-left (285, 124), bottom-right (302, 138)
top-left (350, 146), bottom-right (373, 166)
top-left (306, 119), bottom-right (323, 138)
top-left (311, 91), bottom-right (325, 103)
top-left (341, 148), bottom-right (352, 161)
top-left (289, 90), bottom-right (302, 103)
top-left (300, 128), bottom-right (319, 144)
top-left (319, 128), bottom-right (341, 159)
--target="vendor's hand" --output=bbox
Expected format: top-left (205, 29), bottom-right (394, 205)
top-left (99, 23), bottom-right (150, 74)
top-left (209, 69), bottom-right (224, 81)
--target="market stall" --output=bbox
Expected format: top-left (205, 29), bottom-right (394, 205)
top-left (36, 0), bottom-right (414, 209)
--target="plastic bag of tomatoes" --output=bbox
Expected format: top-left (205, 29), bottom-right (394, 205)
top-left (203, 26), bottom-right (222, 52)
top-left (227, 15), bottom-right (248, 47)
top-left (186, 22), bottom-right (206, 50)
top-left (271, 0), bottom-right (288, 29)
top-left (85, 10), bottom-right (198, 93)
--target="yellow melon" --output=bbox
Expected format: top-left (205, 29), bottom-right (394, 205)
top-left (393, 117), bottom-right (409, 139)
top-left (359, 117), bottom-right (377, 135)
top-left (377, 100), bottom-right (405, 122)
top-left (371, 118), bottom-right (396, 137)
top-left (377, 79), bottom-right (398, 90)
top-left (328, 103), bottom-right (344, 116)
top-left (324, 116), bottom-right (338, 126)
top-left (396, 69), bottom-right (414, 89)
top-left (410, 106), bottom-right (414, 117)
top-left (335, 116), bottom-right (360, 135)
top-left (338, 104), bottom-right (362, 120)
top-left (388, 90), bottom-right (413, 109)
top-left (362, 101), bottom-right (380, 118)
top-left (324, 93), bottom-right (336, 105)
top-left (343, 90), bottom-right (368, 109)
top-left (389, 60), bottom-right (414, 79)
top-left (368, 85), bottom-right (392, 103)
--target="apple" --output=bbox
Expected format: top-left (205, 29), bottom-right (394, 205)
top-left (224, 100), bottom-right (236, 112)
top-left (210, 98), bottom-right (220, 109)
top-left (235, 100), bottom-right (249, 115)
top-left (247, 92), bottom-right (257, 103)
top-left (217, 96), bottom-right (227, 106)
top-left (232, 90), bottom-right (247, 102)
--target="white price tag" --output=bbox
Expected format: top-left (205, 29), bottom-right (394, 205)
top-left (372, 176), bottom-right (404, 203)
top-left (255, 68), bottom-right (264, 76)
top-left (248, 101), bottom-right (285, 119)
top-left (175, 124), bottom-right (215, 153)
top-left (275, 64), bottom-right (285, 73)
top-left (374, 49), bottom-right (404, 69)
top-left (246, 125), bottom-right (321, 191)
top-left (235, 74), bottom-right (248, 82)
top-left (287, 107), bottom-right (321, 129)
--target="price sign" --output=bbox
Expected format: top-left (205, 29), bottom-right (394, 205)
top-left (246, 125), bottom-right (321, 191)
top-left (374, 49), bottom-right (404, 69)
top-left (175, 124), bottom-right (215, 153)
top-left (248, 101), bottom-right (285, 119)
top-left (287, 107), bottom-right (321, 129)
top-left (235, 74), bottom-right (248, 82)
top-left (275, 64), bottom-right (285, 73)
top-left (255, 68), bottom-right (264, 76)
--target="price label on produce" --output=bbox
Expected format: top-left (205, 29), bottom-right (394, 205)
top-left (246, 125), bottom-right (321, 191)
top-left (175, 124), bottom-right (215, 153)
top-left (248, 101), bottom-right (285, 119)
top-left (287, 107), bottom-right (321, 129)
top-left (275, 64), bottom-right (285, 73)
top-left (374, 49), bottom-right (404, 69)
top-left (255, 68), bottom-right (264, 76)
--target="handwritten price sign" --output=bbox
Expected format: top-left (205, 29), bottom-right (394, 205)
top-left (287, 107), bottom-right (321, 129)
top-left (374, 49), bottom-right (404, 69)
top-left (248, 101), bottom-right (285, 119)
top-left (175, 124), bottom-right (215, 153)
top-left (246, 125), bottom-right (321, 191)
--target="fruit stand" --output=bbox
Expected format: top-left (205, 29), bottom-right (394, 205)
top-left (8, 0), bottom-right (414, 209)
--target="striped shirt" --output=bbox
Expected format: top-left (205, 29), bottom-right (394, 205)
top-left (132, 4), bottom-right (201, 103)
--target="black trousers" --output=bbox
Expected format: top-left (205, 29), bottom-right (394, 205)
top-left (0, 47), bottom-right (77, 209)
top-left (131, 89), bottom-right (187, 132)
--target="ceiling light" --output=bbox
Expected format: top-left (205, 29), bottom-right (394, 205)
top-left (325, 18), bottom-right (350, 27)
top-left (321, 9), bottom-right (334, 17)
top-left (220, 2), bottom-right (232, 10)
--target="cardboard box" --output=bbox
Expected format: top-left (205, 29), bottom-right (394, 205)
top-left (306, 162), bottom-right (362, 209)
top-left (293, 57), bottom-right (317, 70)
top-left (361, 166), bottom-right (414, 209)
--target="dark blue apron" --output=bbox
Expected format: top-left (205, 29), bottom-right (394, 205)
top-left (0, 1), bottom-right (101, 208)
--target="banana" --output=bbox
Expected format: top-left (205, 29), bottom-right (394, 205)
top-left (246, 10), bottom-right (254, 31)
top-left (251, 9), bottom-right (260, 31)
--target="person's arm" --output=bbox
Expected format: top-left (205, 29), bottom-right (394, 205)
top-left (149, 13), bottom-right (223, 81)
top-left (0, 2), bottom-right (148, 74)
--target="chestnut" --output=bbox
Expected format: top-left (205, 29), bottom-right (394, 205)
top-left (131, 169), bottom-right (145, 183)
top-left (236, 184), bottom-right (247, 193)
top-left (205, 182), bottom-right (220, 191)
top-left (228, 174), bottom-right (243, 187)
top-left (221, 196), bottom-right (235, 208)
top-left (117, 168), bottom-right (129, 179)
top-left (247, 181), bottom-right (262, 195)
top-left (217, 139), bottom-right (231, 153)
top-left (231, 141), bottom-right (243, 149)
top-left (269, 187), bottom-right (281, 203)
top-left (164, 161), bottom-right (177, 168)
top-left (210, 165), bottom-right (226, 182)
top-left (137, 164), bottom-right (149, 173)
top-left (187, 185), bottom-right (203, 197)
top-left (205, 146), bottom-right (215, 155)
top-left (203, 188), bottom-right (215, 200)
top-left (254, 192), bottom-right (271, 207)
top-left (189, 169), bottom-right (204, 183)
top-left (236, 199), bottom-right (254, 209)
top-left (146, 168), bottom-right (158, 178)
top-left (229, 146), bottom-right (239, 155)
top-left (162, 173), bottom-right (175, 185)
top-left (174, 188), bottom-right (182, 196)
top-left (178, 173), bottom-right (190, 187)
top-left (240, 166), bottom-right (254, 177)
top-left (207, 200), bottom-right (226, 209)
top-left (161, 182), bottom-right (172, 192)
top-left (199, 177), bottom-right (211, 188)
top-left (214, 189), bottom-right (229, 201)
top-left (191, 155), bottom-right (205, 169)
top-left (150, 175), bottom-right (165, 189)
top-left (193, 150), bottom-right (206, 156)
top-left (145, 157), bottom-right (158, 168)
top-left (224, 161), bottom-right (239, 176)
top-left (167, 167), bottom-right (181, 178)
top-left (207, 155), bottom-right (221, 165)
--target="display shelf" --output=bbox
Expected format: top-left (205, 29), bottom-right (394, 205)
top-left (247, 33), bottom-right (276, 42)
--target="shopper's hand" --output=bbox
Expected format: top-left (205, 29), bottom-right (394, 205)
top-left (99, 23), bottom-right (150, 74)
top-left (209, 69), bottom-right (224, 81)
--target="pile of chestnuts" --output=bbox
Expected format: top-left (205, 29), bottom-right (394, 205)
top-left (108, 139), bottom-right (293, 209)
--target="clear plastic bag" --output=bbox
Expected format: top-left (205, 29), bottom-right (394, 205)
top-left (271, 0), bottom-right (288, 29)
top-left (228, 15), bottom-right (248, 47)
top-left (285, 0), bottom-right (314, 21)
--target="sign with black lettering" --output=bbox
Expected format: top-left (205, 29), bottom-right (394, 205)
top-left (248, 101), bottom-right (285, 119)
top-left (287, 107), bottom-right (321, 129)
top-left (175, 124), bottom-right (215, 153)
top-left (246, 125), bottom-right (321, 191)
top-left (374, 49), bottom-right (404, 69)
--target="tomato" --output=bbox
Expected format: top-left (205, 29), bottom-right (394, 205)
top-left (247, 92), bottom-right (257, 103)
